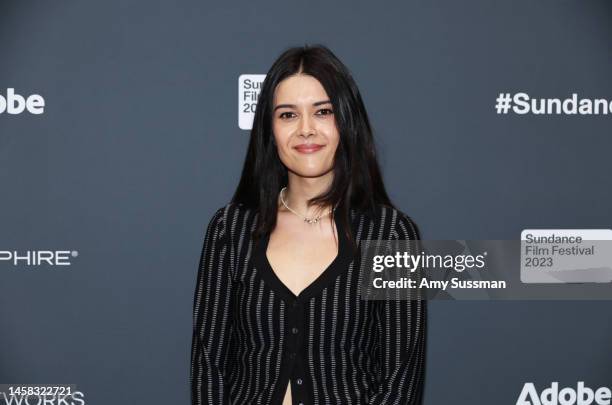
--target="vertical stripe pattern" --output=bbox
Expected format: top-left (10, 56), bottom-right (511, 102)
top-left (190, 202), bottom-right (426, 404)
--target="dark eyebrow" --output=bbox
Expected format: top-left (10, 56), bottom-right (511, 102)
top-left (273, 100), bottom-right (331, 112)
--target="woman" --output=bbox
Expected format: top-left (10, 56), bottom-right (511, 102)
top-left (191, 44), bottom-right (426, 405)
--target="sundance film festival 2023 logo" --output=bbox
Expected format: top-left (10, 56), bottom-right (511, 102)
top-left (238, 74), bottom-right (265, 130)
top-left (0, 88), bottom-right (45, 115)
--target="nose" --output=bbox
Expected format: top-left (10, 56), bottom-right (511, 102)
top-left (299, 115), bottom-right (315, 138)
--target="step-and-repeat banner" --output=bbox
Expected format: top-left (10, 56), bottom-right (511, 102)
top-left (1, 1), bottom-right (611, 404)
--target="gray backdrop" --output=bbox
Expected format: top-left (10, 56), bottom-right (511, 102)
top-left (1, 1), bottom-right (611, 404)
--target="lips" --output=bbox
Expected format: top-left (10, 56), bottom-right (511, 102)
top-left (294, 143), bottom-right (325, 153)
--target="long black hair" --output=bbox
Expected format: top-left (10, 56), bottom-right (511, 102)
top-left (231, 44), bottom-right (395, 249)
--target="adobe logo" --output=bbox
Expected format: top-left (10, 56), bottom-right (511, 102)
top-left (0, 88), bottom-right (45, 115)
top-left (517, 382), bottom-right (612, 405)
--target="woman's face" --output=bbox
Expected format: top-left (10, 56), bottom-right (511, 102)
top-left (272, 74), bottom-right (339, 178)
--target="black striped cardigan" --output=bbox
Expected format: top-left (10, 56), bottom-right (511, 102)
top-left (191, 202), bottom-right (426, 404)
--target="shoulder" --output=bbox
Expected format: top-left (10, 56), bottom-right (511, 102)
top-left (376, 204), bottom-right (420, 240)
top-left (351, 204), bottom-right (420, 240)
top-left (205, 202), bottom-right (258, 242)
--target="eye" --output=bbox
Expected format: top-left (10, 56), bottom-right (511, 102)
top-left (316, 108), bottom-right (334, 116)
top-left (278, 111), bottom-right (296, 120)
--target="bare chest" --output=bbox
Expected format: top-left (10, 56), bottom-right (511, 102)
top-left (265, 228), bottom-right (339, 297)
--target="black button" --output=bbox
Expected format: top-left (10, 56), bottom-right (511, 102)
top-left (291, 327), bottom-right (299, 334)
top-left (289, 352), bottom-right (296, 359)
top-left (296, 378), bottom-right (303, 385)
top-left (292, 301), bottom-right (298, 307)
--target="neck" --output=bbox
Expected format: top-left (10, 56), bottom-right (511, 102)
top-left (281, 172), bottom-right (334, 217)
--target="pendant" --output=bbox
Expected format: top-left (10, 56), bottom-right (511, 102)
top-left (304, 217), bottom-right (320, 224)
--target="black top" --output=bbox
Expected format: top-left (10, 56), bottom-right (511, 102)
top-left (191, 202), bottom-right (426, 405)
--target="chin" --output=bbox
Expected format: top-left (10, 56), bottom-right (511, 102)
top-left (288, 166), bottom-right (333, 179)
